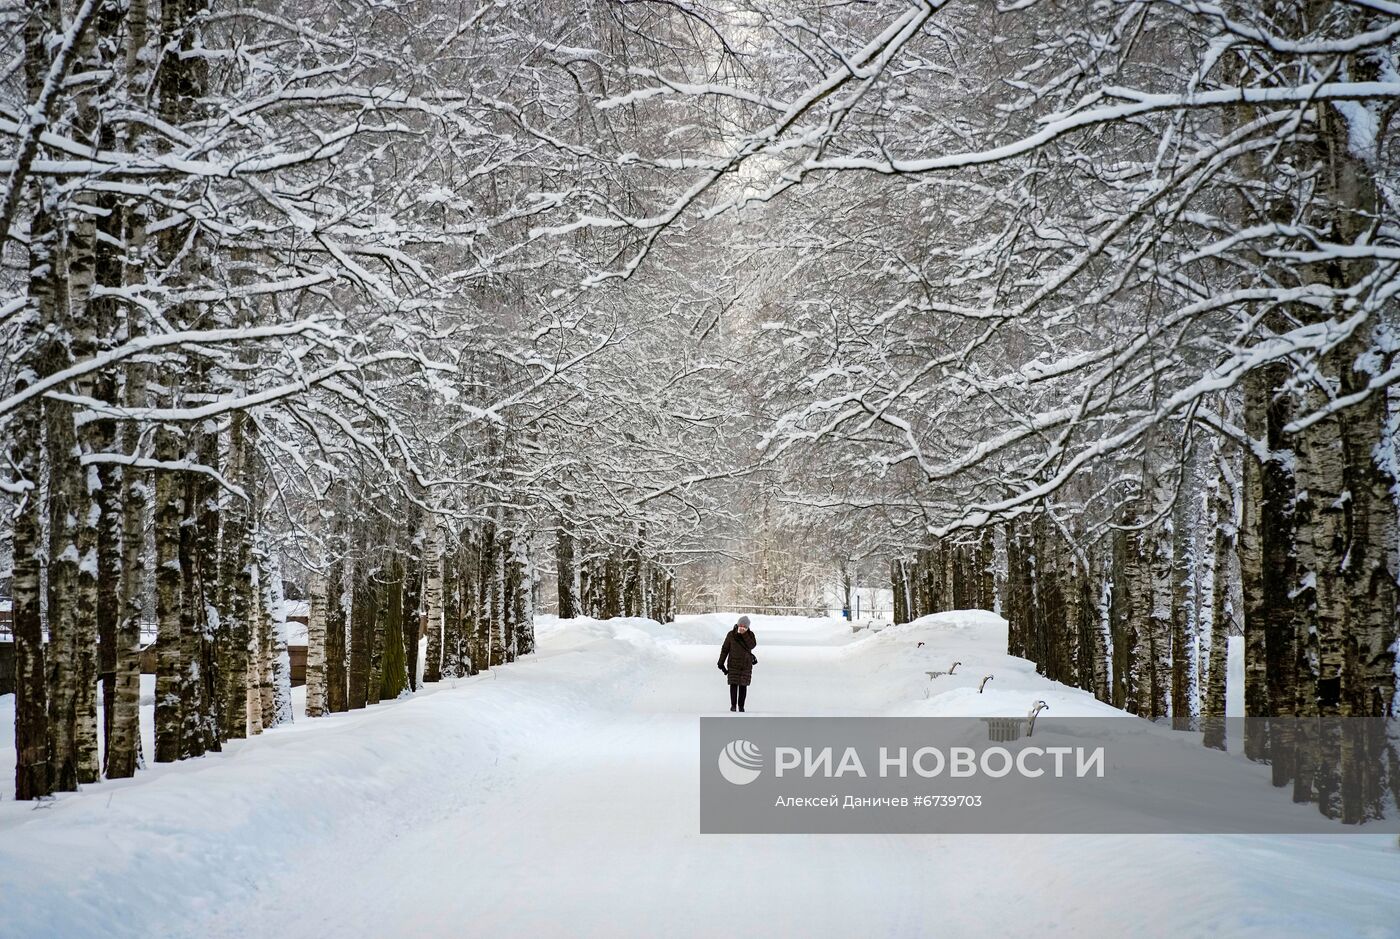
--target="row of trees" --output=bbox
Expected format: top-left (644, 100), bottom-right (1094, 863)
top-left (890, 534), bottom-right (998, 625)
top-left (584, 0), bottom-right (1398, 822)
top-left (9, 0), bottom-right (1395, 825)
top-left (556, 527), bottom-right (677, 623)
top-left (2, 0), bottom-right (747, 801)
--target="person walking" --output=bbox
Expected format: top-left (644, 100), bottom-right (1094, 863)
top-left (717, 616), bottom-right (757, 712)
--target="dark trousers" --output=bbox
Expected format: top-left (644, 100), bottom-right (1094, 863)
top-left (729, 683), bottom-right (747, 710)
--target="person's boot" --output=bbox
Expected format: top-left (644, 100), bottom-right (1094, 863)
top-left (730, 705), bottom-right (736, 712)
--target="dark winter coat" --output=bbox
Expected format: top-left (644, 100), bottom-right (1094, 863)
top-left (718, 628), bottom-right (757, 686)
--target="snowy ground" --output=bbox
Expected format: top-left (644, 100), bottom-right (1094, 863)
top-left (1, 613), bottom-right (1397, 938)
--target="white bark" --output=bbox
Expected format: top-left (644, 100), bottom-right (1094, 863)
top-left (423, 516), bottom-right (445, 682)
top-left (306, 572), bottom-right (328, 717)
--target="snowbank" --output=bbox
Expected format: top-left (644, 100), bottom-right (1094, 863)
top-left (0, 613), bottom-right (1395, 939)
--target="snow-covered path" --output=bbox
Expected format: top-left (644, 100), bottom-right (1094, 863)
top-left (2, 614), bottom-right (1397, 938)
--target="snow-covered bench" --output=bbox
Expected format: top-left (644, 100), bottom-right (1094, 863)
top-left (925, 661), bottom-right (961, 680)
top-left (982, 717), bottom-right (1023, 742)
top-left (982, 701), bottom-right (1050, 741)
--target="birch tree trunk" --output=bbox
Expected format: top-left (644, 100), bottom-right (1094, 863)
top-left (1239, 369), bottom-right (1270, 760)
top-left (1263, 369), bottom-right (1302, 788)
top-left (578, 542), bottom-right (594, 618)
top-left (90, 40), bottom-right (124, 775)
top-left (96, 455), bottom-right (121, 771)
top-left (368, 555), bottom-right (388, 705)
top-left (10, 335), bottom-right (47, 797)
top-left (473, 535), bottom-right (491, 674)
top-left (1091, 553), bottom-right (1112, 703)
top-left (890, 558), bottom-right (908, 625)
top-left (222, 411), bottom-right (253, 742)
top-left (325, 554), bottom-right (348, 713)
top-left (12, 458), bottom-right (48, 797)
top-left (106, 0), bottom-right (152, 781)
top-left (662, 567), bottom-right (677, 624)
top-left (261, 550), bottom-right (294, 727)
top-left (200, 424), bottom-right (225, 753)
top-left (1293, 362), bottom-right (1345, 810)
top-left (443, 544), bottom-right (463, 678)
top-left (1202, 456), bottom-right (1236, 751)
top-left (12, 1), bottom-right (58, 799)
top-left (153, 441), bottom-right (184, 763)
top-left (1004, 532), bottom-right (1026, 659)
top-left (107, 410), bottom-right (147, 779)
top-left (1120, 505), bottom-right (1150, 717)
top-left (509, 531), bottom-right (533, 658)
top-left (556, 514), bottom-right (578, 619)
top-left (491, 527), bottom-right (508, 667)
top-left (422, 518), bottom-right (444, 683)
top-left (380, 555), bottom-right (408, 700)
top-left (1339, 333), bottom-right (1400, 818)
top-left (1147, 542), bottom-right (1173, 722)
top-left (402, 533), bottom-right (422, 691)
top-left (1170, 486), bottom-right (1195, 731)
top-left (306, 571), bottom-right (328, 716)
top-left (177, 467), bottom-right (210, 757)
top-left (41, 210), bottom-right (82, 790)
top-left (465, 548), bottom-right (480, 674)
top-left (246, 557), bottom-right (265, 738)
top-left (1318, 58), bottom-right (1398, 816)
top-left (348, 568), bottom-right (372, 709)
top-left (64, 0), bottom-right (120, 790)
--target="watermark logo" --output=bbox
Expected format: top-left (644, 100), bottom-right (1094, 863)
top-left (718, 739), bottom-right (763, 785)
top-left (700, 717), bottom-right (1400, 834)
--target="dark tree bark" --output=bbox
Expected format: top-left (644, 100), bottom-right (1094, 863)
top-left (106, 0), bottom-right (152, 779)
top-left (1005, 531), bottom-right (1026, 659)
top-left (1170, 489), bottom-right (1195, 732)
top-left (191, 419), bottom-right (220, 753)
top-left (368, 560), bottom-right (388, 705)
top-left (442, 542), bottom-right (464, 678)
top-left (490, 526), bottom-right (508, 666)
top-left (1120, 507), bottom-right (1151, 717)
top-left (11, 366), bottom-right (48, 798)
top-left (1239, 368), bottom-right (1270, 760)
top-left (623, 530), bottom-right (644, 618)
top-left (152, 442), bottom-right (185, 764)
top-left (556, 515), bottom-right (577, 619)
top-left (43, 289), bottom-right (84, 790)
top-left (11, 1), bottom-right (58, 800)
top-left (578, 539), bottom-right (595, 617)
top-left (379, 555), bottom-right (408, 700)
top-left (178, 466), bottom-right (211, 756)
top-left (96, 455), bottom-right (121, 769)
top-left (890, 558), bottom-right (907, 625)
top-left (402, 544), bottom-right (422, 691)
top-left (107, 417), bottom-right (146, 778)
top-left (348, 569), bottom-right (373, 709)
